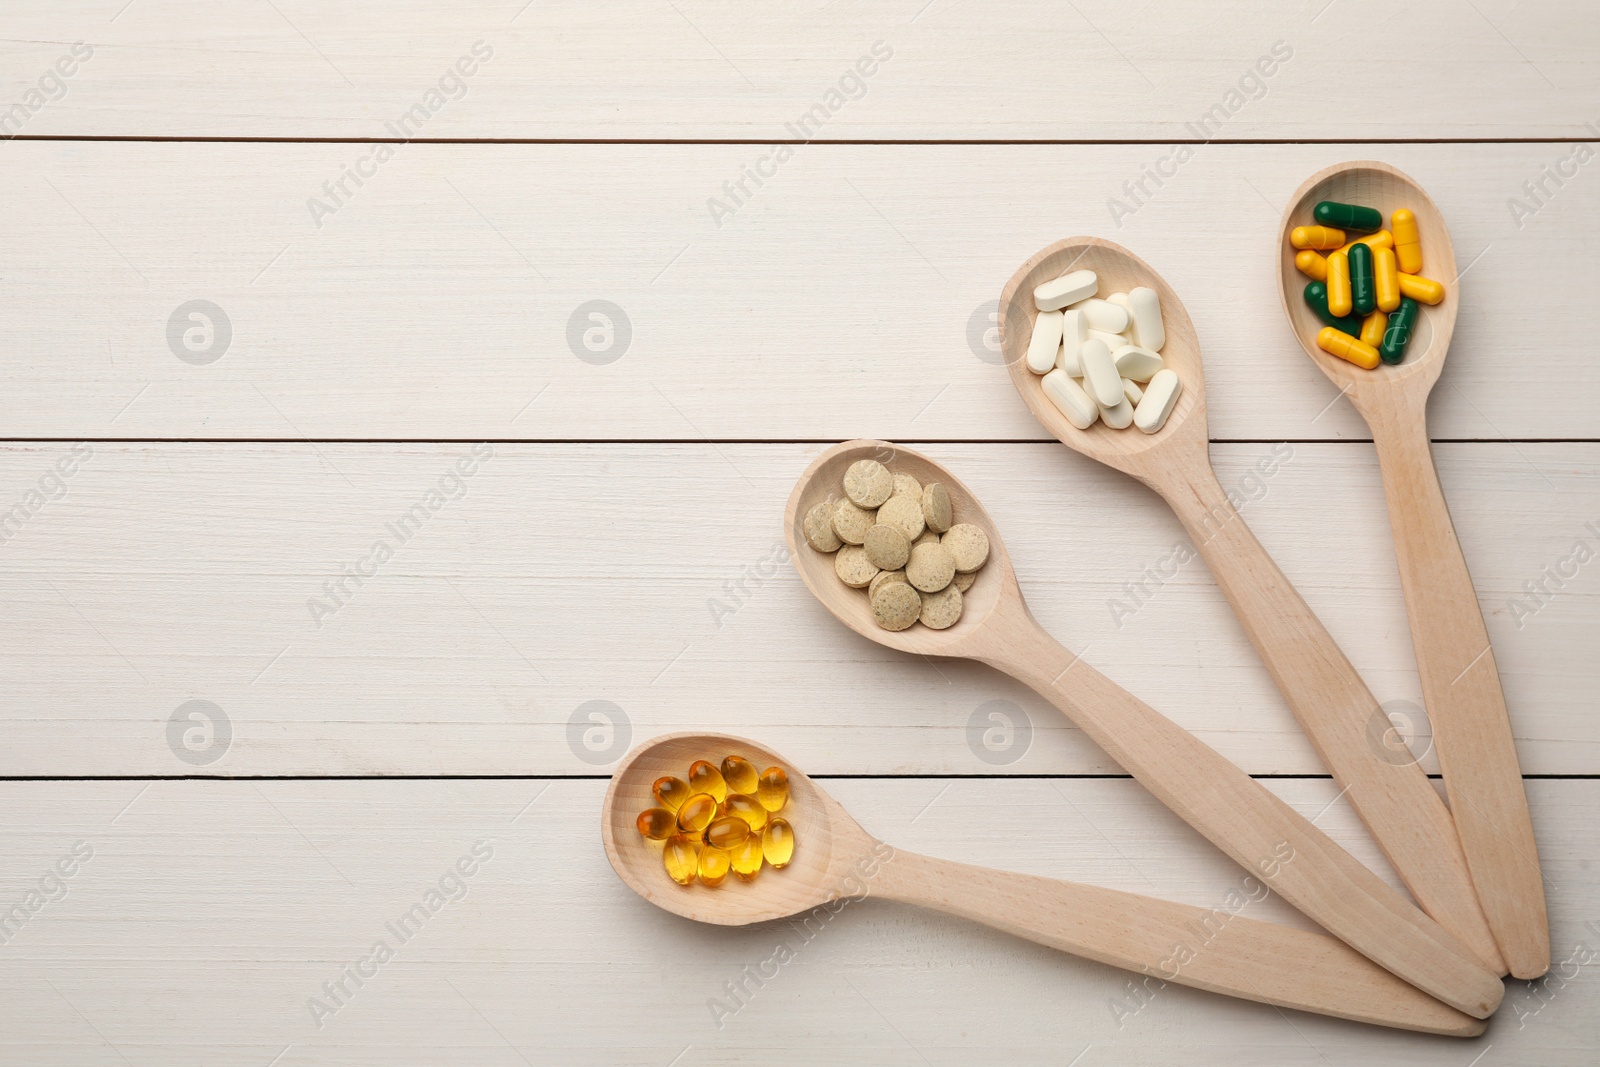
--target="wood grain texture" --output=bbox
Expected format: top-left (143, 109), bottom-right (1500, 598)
top-left (1, 777), bottom-right (1594, 1065)
top-left (2, 1), bottom-right (1597, 138)
top-left (0, 142), bottom-right (1597, 441)
top-left (0, 441), bottom-right (1591, 777)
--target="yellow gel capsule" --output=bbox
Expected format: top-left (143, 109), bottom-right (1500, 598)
top-left (698, 845), bottom-right (732, 887)
top-left (756, 766), bottom-right (790, 812)
top-left (723, 793), bottom-right (768, 832)
top-left (1316, 326), bottom-right (1380, 370)
top-left (1359, 309), bottom-right (1387, 349)
top-left (1397, 273), bottom-right (1445, 305)
top-left (677, 792), bottom-right (718, 834)
top-left (1294, 250), bottom-right (1328, 281)
top-left (1336, 229), bottom-right (1393, 256)
top-left (720, 755), bottom-right (759, 795)
top-left (687, 760), bottom-right (727, 803)
top-left (1392, 208), bottom-right (1423, 273)
top-left (1373, 246), bottom-right (1400, 312)
top-left (636, 807), bottom-right (677, 840)
top-left (763, 818), bottom-right (796, 869)
top-left (1325, 250), bottom-right (1352, 317)
top-left (1290, 225), bottom-right (1346, 250)
top-left (652, 775), bottom-right (691, 813)
top-left (704, 815), bottom-right (750, 850)
top-left (730, 835), bottom-right (764, 881)
top-left (663, 833), bottom-right (700, 885)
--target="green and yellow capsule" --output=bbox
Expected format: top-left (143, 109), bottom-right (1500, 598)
top-left (1303, 282), bottom-right (1362, 336)
top-left (1314, 200), bottom-right (1383, 233)
top-left (1348, 241), bottom-right (1376, 316)
top-left (1380, 298), bottom-right (1419, 365)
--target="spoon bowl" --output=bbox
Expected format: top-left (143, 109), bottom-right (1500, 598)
top-left (998, 237), bottom-right (1208, 477)
top-left (1276, 160), bottom-right (1459, 403)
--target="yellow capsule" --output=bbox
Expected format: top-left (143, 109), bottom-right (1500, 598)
top-left (722, 793), bottom-right (768, 832)
top-left (704, 815), bottom-right (750, 850)
top-left (1335, 229), bottom-right (1393, 256)
top-left (762, 818), bottom-right (796, 868)
top-left (1373, 246), bottom-right (1400, 313)
top-left (677, 792), bottom-right (718, 834)
top-left (1392, 208), bottom-right (1423, 273)
top-left (756, 766), bottom-right (790, 812)
top-left (719, 755), bottom-right (759, 795)
top-left (1316, 326), bottom-right (1380, 370)
top-left (698, 845), bottom-right (732, 887)
top-left (636, 807), bottom-right (677, 840)
top-left (1325, 250), bottom-right (1352, 317)
top-left (687, 760), bottom-right (727, 803)
top-left (652, 775), bottom-right (691, 813)
top-left (1397, 273), bottom-right (1445, 305)
top-left (1294, 249), bottom-right (1328, 281)
top-left (730, 835), bottom-right (764, 881)
top-left (1290, 225), bottom-right (1345, 250)
top-left (663, 833), bottom-right (700, 885)
top-left (1359, 309), bottom-right (1387, 349)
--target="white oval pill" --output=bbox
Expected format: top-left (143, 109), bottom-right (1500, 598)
top-left (1112, 344), bottom-right (1164, 383)
top-left (1088, 328), bottom-right (1129, 351)
top-left (1108, 292), bottom-right (1131, 309)
top-left (1121, 377), bottom-right (1144, 406)
top-left (1134, 368), bottom-right (1182, 433)
top-left (1128, 286), bottom-right (1165, 352)
top-left (1058, 309), bottom-right (1086, 375)
top-left (1099, 396), bottom-right (1134, 429)
top-left (1026, 309), bottom-right (1064, 375)
top-left (1042, 369), bottom-right (1099, 429)
top-left (1079, 298), bottom-right (1130, 333)
top-left (1033, 269), bottom-right (1097, 312)
top-left (1078, 338), bottom-right (1122, 408)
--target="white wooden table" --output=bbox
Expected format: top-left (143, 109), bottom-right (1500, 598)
top-left (2, 2), bottom-right (1597, 1063)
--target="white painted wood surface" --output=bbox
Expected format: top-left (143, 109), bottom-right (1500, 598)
top-left (2, 1), bottom-right (1597, 139)
top-left (1, 142), bottom-right (1597, 441)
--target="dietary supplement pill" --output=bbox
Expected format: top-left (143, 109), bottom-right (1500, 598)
top-left (1397, 273), bottom-right (1445, 305)
top-left (831, 498), bottom-right (875, 545)
top-left (1134, 368), bottom-right (1182, 434)
top-left (704, 815), bottom-right (751, 850)
top-left (834, 544), bottom-right (880, 588)
top-left (871, 580), bottom-right (922, 631)
top-left (1290, 225), bottom-right (1347, 250)
top-left (863, 523), bottom-right (911, 571)
top-left (1033, 269), bottom-right (1098, 311)
top-left (1112, 345), bottom-right (1163, 383)
top-left (1098, 397), bottom-right (1134, 430)
top-left (1326, 250), bottom-right (1353, 317)
top-left (653, 775), bottom-right (692, 812)
top-left (891, 472), bottom-right (922, 499)
top-left (1079, 338), bottom-right (1122, 408)
top-left (730, 835), bottom-right (764, 881)
top-left (1336, 230), bottom-right (1392, 256)
top-left (1314, 200), bottom-right (1382, 232)
top-left (843, 459), bottom-right (894, 509)
top-left (663, 833), bottom-right (700, 885)
top-left (906, 541), bottom-right (956, 592)
top-left (1027, 309), bottom-right (1065, 375)
top-left (868, 568), bottom-right (907, 599)
top-left (942, 524), bottom-right (990, 573)
top-left (637, 807), bottom-right (677, 840)
top-left (1391, 208), bottom-right (1423, 273)
top-left (1374, 246), bottom-right (1400, 312)
top-left (687, 760), bottom-right (728, 803)
top-left (1316, 326), bottom-right (1380, 370)
top-left (1042, 369), bottom-right (1099, 429)
top-left (699, 845), bottom-right (732, 887)
top-left (1080, 298), bottom-right (1130, 333)
top-left (1348, 241), bottom-right (1376, 315)
top-left (1303, 281), bottom-right (1362, 335)
top-left (721, 755), bottom-right (759, 796)
top-left (757, 766), bottom-right (790, 812)
top-left (763, 818), bottom-right (796, 868)
top-left (723, 793), bottom-right (769, 831)
top-left (1126, 286), bottom-right (1165, 351)
top-left (1381, 298), bottom-right (1418, 365)
top-left (677, 792), bottom-right (718, 833)
top-left (920, 482), bottom-right (953, 534)
top-left (1294, 250), bottom-right (1328, 281)
top-left (876, 494), bottom-right (927, 542)
top-left (1360, 309), bottom-right (1387, 349)
top-left (919, 584), bottom-right (963, 629)
top-left (803, 501), bottom-right (842, 553)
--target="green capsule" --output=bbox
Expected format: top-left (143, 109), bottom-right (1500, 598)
top-left (1303, 282), bottom-right (1362, 336)
top-left (1380, 298), bottom-right (1418, 365)
top-left (1348, 241), bottom-right (1376, 315)
top-left (1314, 200), bottom-right (1383, 233)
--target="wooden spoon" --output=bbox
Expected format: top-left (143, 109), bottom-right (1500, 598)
top-left (602, 731), bottom-right (1485, 1035)
top-left (1000, 238), bottom-right (1506, 977)
top-left (784, 441), bottom-right (1501, 1018)
top-left (1277, 160), bottom-right (1549, 978)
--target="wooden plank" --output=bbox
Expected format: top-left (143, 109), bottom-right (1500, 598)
top-left (0, 441), bottom-right (1591, 777)
top-left (1, 141), bottom-right (1597, 442)
top-left (0, 777), bottom-right (1592, 1064)
top-left (2, 1), bottom-right (1597, 139)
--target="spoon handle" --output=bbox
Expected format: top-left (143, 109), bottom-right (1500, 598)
top-left (869, 847), bottom-right (1483, 1035)
top-left (977, 620), bottom-right (1502, 1018)
top-left (1368, 413), bottom-right (1549, 978)
top-left (1153, 455), bottom-right (1506, 975)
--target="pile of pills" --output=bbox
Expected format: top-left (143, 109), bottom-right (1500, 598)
top-left (1025, 271), bottom-right (1180, 434)
top-left (802, 458), bottom-right (990, 631)
top-left (636, 753), bottom-right (795, 887)
top-left (1291, 200), bottom-right (1443, 368)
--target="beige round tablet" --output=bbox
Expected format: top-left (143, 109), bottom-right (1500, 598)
top-left (869, 569), bottom-right (908, 599)
top-left (871, 581), bottom-right (922, 631)
top-left (921, 483), bottom-right (953, 534)
top-left (863, 523), bottom-right (910, 571)
top-left (953, 571), bottom-right (976, 592)
top-left (891, 472), bottom-right (923, 499)
top-left (876, 494), bottom-right (926, 541)
top-left (912, 530), bottom-right (940, 548)
top-left (919, 585), bottom-right (963, 629)
top-left (943, 523), bottom-right (989, 573)
top-left (843, 460), bottom-right (893, 509)
top-left (834, 544), bottom-right (879, 588)
top-left (832, 498), bottom-right (876, 545)
top-left (804, 501), bottom-right (842, 552)
top-left (905, 542), bottom-right (955, 593)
